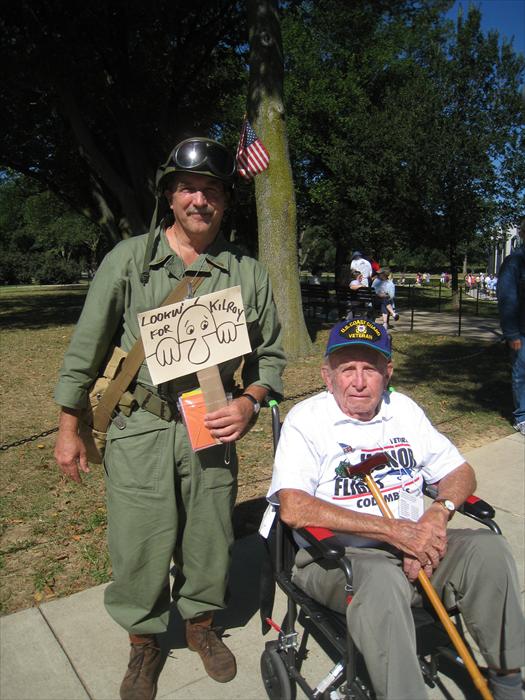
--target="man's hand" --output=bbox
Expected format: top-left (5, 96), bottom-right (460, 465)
top-left (401, 505), bottom-right (449, 581)
top-left (204, 397), bottom-right (256, 443)
top-left (54, 409), bottom-right (90, 483)
top-left (386, 514), bottom-right (448, 580)
top-left (508, 338), bottom-right (522, 351)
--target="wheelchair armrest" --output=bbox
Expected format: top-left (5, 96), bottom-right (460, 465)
top-left (297, 526), bottom-right (346, 560)
top-left (462, 495), bottom-right (495, 520)
top-left (423, 483), bottom-right (438, 499)
top-left (423, 485), bottom-right (497, 521)
top-left (423, 484), bottom-right (501, 534)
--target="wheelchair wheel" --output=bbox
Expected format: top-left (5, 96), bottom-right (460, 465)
top-left (260, 641), bottom-right (296, 700)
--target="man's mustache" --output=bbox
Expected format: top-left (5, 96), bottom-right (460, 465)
top-left (187, 207), bottom-right (214, 216)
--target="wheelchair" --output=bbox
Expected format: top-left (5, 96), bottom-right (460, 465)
top-left (259, 403), bottom-right (502, 700)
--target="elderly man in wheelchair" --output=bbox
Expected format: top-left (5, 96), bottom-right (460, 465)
top-left (265, 318), bottom-right (524, 700)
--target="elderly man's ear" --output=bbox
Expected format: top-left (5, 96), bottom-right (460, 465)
top-left (384, 361), bottom-right (394, 388)
top-left (321, 363), bottom-right (333, 392)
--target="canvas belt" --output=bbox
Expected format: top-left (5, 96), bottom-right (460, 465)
top-left (131, 383), bottom-right (181, 422)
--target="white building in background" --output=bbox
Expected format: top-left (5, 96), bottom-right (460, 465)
top-left (488, 224), bottom-right (521, 274)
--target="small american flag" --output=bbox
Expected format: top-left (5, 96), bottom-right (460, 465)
top-left (236, 119), bottom-right (270, 180)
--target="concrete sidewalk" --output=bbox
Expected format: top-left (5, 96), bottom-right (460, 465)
top-left (1, 433), bottom-right (523, 700)
top-left (390, 310), bottom-right (502, 342)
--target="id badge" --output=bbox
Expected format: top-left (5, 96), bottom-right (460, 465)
top-left (398, 489), bottom-right (424, 522)
top-left (259, 503), bottom-right (277, 539)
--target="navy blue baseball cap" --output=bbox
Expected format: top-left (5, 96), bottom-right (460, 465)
top-left (325, 319), bottom-right (392, 359)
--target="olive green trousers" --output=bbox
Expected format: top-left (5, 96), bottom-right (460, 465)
top-left (102, 410), bottom-right (237, 634)
top-left (293, 529), bottom-right (525, 700)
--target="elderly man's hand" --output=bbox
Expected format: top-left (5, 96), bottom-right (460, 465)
top-left (401, 504), bottom-right (450, 580)
top-left (387, 516), bottom-right (447, 579)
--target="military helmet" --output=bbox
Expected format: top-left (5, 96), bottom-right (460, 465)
top-left (156, 137), bottom-right (236, 191)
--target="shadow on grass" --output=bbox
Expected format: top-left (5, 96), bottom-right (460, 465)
top-left (305, 318), bottom-right (335, 343)
top-left (1, 288), bottom-right (87, 329)
top-left (394, 338), bottom-right (514, 423)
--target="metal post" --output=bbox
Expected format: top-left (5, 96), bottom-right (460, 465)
top-left (410, 284), bottom-right (415, 331)
top-left (438, 281), bottom-right (442, 313)
top-left (476, 285), bottom-right (479, 315)
top-left (458, 287), bottom-right (463, 336)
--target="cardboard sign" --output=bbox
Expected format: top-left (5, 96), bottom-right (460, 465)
top-left (138, 285), bottom-right (251, 385)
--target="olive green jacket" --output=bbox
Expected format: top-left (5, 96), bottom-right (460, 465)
top-left (54, 230), bottom-right (285, 409)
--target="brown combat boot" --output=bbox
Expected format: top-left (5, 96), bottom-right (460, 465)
top-left (185, 614), bottom-right (237, 683)
top-left (120, 634), bottom-right (162, 700)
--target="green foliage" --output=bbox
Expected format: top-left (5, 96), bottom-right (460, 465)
top-left (0, 0), bottom-right (523, 291)
top-left (282, 0), bottom-right (524, 281)
top-left (0, 174), bottom-right (98, 284)
top-left (299, 224), bottom-right (335, 272)
top-left (388, 246), bottom-right (449, 273)
top-left (0, 1), bottom-right (248, 243)
top-left (402, 6), bottom-right (525, 277)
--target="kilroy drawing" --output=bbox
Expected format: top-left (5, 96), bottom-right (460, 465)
top-left (138, 285), bottom-right (252, 385)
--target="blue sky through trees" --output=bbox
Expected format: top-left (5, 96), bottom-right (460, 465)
top-left (447, 0), bottom-right (524, 57)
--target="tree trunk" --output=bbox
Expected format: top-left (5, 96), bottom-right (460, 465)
top-left (335, 239), bottom-right (348, 288)
top-left (247, 0), bottom-right (312, 360)
top-left (58, 86), bottom-right (149, 239)
top-left (449, 241), bottom-right (460, 309)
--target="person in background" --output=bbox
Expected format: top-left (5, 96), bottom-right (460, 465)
top-left (308, 265), bottom-right (322, 285)
top-left (350, 251), bottom-right (373, 286)
top-left (372, 269), bottom-right (399, 329)
top-left (350, 270), bottom-right (366, 290)
top-left (497, 219), bottom-right (525, 436)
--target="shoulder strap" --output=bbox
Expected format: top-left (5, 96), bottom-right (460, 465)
top-left (92, 274), bottom-right (205, 432)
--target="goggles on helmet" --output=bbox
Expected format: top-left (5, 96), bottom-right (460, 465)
top-left (157, 138), bottom-right (236, 189)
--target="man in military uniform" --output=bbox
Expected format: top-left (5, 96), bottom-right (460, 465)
top-left (54, 137), bottom-right (285, 699)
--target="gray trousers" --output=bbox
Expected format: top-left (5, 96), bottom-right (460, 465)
top-left (103, 413), bottom-right (238, 634)
top-left (293, 529), bottom-right (525, 700)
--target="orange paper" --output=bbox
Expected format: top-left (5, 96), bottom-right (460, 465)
top-left (178, 389), bottom-right (220, 452)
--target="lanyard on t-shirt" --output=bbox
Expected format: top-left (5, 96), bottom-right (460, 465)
top-left (374, 422), bottom-right (424, 522)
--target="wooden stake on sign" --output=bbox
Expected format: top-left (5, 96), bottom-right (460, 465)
top-left (197, 365), bottom-right (228, 412)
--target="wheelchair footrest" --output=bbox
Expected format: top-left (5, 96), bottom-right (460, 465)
top-left (276, 571), bottom-right (348, 657)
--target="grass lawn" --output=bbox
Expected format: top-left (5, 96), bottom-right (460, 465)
top-left (0, 285), bottom-right (514, 614)
top-left (395, 282), bottom-right (499, 318)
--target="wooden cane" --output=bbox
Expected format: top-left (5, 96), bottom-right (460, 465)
top-left (347, 456), bottom-right (493, 700)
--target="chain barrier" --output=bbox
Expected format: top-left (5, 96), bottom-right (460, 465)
top-left (0, 427), bottom-right (58, 452)
top-left (282, 386), bottom-right (324, 404)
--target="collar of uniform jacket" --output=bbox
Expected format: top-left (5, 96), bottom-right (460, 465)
top-left (148, 228), bottom-right (230, 275)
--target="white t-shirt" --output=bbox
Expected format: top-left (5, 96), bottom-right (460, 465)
top-left (373, 279), bottom-right (395, 299)
top-left (350, 258), bottom-right (373, 281)
top-left (268, 390), bottom-right (465, 547)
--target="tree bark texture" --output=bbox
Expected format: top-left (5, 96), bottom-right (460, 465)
top-left (247, 0), bottom-right (312, 360)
